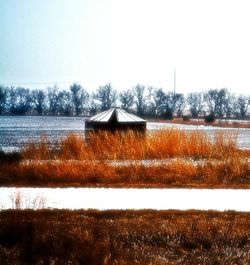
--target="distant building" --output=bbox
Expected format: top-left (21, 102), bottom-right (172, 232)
top-left (85, 107), bottom-right (146, 137)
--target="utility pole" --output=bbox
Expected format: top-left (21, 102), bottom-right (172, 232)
top-left (173, 68), bottom-right (176, 117)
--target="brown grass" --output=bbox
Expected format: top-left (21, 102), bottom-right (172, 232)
top-left (23, 129), bottom-right (240, 160)
top-left (0, 129), bottom-right (249, 188)
top-left (0, 209), bottom-right (249, 264)
top-left (0, 156), bottom-right (249, 188)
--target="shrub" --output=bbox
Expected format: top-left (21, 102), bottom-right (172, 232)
top-left (182, 115), bottom-right (191, 122)
top-left (204, 113), bottom-right (216, 123)
top-left (0, 151), bottom-right (23, 164)
top-left (165, 109), bottom-right (173, 120)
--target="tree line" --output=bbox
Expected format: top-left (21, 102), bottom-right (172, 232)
top-left (0, 83), bottom-right (249, 118)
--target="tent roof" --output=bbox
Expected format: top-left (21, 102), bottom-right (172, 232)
top-left (87, 108), bottom-right (146, 123)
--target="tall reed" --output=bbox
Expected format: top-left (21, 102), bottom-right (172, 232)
top-left (2, 129), bottom-right (246, 187)
top-left (22, 129), bottom-right (240, 161)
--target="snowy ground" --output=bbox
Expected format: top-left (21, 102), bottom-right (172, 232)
top-left (1, 116), bottom-right (250, 151)
top-left (1, 188), bottom-right (249, 211)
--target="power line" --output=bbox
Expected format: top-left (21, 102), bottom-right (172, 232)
top-left (1, 77), bottom-right (134, 86)
top-left (1, 81), bottom-right (85, 86)
top-left (173, 68), bottom-right (176, 113)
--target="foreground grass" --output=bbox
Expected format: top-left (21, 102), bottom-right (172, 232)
top-left (0, 130), bottom-right (249, 188)
top-left (0, 210), bottom-right (249, 264)
top-left (1, 157), bottom-right (249, 188)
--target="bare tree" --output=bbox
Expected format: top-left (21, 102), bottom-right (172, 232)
top-left (187, 92), bottom-right (203, 118)
top-left (94, 83), bottom-right (117, 111)
top-left (8, 87), bottom-right (16, 114)
top-left (58, 90), bottom-right (73, 116)
top-left (8, 87), bottom-right (32, 115)
top-left (2, 84), bottom-right (248, 119)
top-left (152, 88), bottom-right (175, 118)
top-left (215, 88), bottom-right (228, 117)
top-left (47, 85), bottom-right (60, 115)
top-left (204, 88), bottom-right (231, 117)
top-left (0, 86), bottom-right (7, 114)
top-left (89, 97), bottom-right (98, 115)
top-left (204, 89), bottom-right (217, 115)
top-left (153, 88), bottom-right (167, 116)
top-left (31, 89), bottom-right (46, 115)
top-left (119, 89), bottom-right (134, 111)
top-left (174, 93), bottom-right (186, 117)
top-left (133, 84), bottom-right (147, 116)
top-left (145, 86), bottom-right (156, 116)
top-left (165, 91), bottom-right (175, 119)
top-left (70, 83), bottom-right (89, 116)
top-left (235, 95), bottom-right (249, 118)
top-left (224, 92), bottom-right (236, 118)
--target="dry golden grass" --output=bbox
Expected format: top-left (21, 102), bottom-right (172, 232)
top-left (0, 156), bottom-right (249, 188)
top-left (22, 129), bottom-right (240, 160)
top-left (0, 210), bottom-right (249, 264)
top-left (0, 129), bottom-right (249, 187)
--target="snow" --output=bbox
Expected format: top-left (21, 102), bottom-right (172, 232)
top-left (1, 188), bottom-right (249, 211)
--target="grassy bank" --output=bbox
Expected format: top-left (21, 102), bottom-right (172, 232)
top-left (0, 210), bottom-right (249, 264)
top-left (0, 130), bottom-right (249, 188)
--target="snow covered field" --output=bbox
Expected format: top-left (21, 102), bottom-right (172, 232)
top-left (1, 116), bottom-right (250, 151)
top-left (1, 188), bottom-right (249, 211)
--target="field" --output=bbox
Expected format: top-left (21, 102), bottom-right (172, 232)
top-left (0, 210), bottom-right (249, 264)
top-left (0, 129), bottom-right (249, 188)
top-left (0, 128), bottom-right (249, 264)
top-left (153, 118), bottom-right (250, 129)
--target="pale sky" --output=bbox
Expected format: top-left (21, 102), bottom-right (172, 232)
top-left (1, 0), bottom-right (250, 94)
